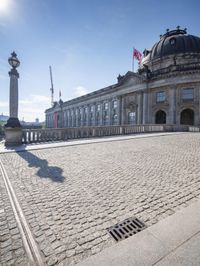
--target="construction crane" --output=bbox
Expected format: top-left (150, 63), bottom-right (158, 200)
top-left (49, 66), bottom-right (54, 107)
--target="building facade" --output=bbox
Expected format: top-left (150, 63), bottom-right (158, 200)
top-left (45, 27), bottom-right (200, 128)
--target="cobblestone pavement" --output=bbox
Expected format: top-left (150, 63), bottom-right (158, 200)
top-left (0, 164), bottom-right (29, 265)
top-left (0, 133), bottom-right (200, 265)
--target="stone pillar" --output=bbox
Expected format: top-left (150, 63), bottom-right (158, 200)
top-left (64, 110), bottom-right (67, 127)
top-left (75, 109), bottom-right (79, 127)
top-left (71, 109), bottom-right (74, 127)
top-left (142, 92), bottom-right (147, 124)
top-left (137, 93), bottom-right (142, 124)
top-left (169, 87), bottom-right (175, 124)
top-left (51, 114), bottom-right (53, 128)
top-left (5, 52), bottom-right (22, 146)
top-left (121, 97), bottom-right (125, 125)
top-left (86, 106), bottom-right (90, 126)
top-left (100, 103), bottom-right (103, 125)
top-left (108, 100), bottom-right (112, 125)
top-left (173, 87), bottom-right (177, 124)
top-left (93, 104), bottom-right (96, 126)
top-left (117, 97), bottom-right (121, 125)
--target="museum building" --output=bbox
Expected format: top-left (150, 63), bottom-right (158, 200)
top-left (45, 27), bottom-right (200, 128)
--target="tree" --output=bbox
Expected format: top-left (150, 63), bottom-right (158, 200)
top-left (0, 123), bottom-right (5, 139)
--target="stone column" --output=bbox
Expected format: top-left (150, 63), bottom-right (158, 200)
top-left (173, 87), bottom-right (177, 124)
top-left (100, 103), bottom-right (103, 125)
top-left (93, 104), bottom-right (96, 126)
top-left (169, 87), bottom-right (175, 124)
top-left (108, 100), bottom-right (112, 125)
top-left (137, 93), bottom-right (142, 124)
top-left (86, 105), bottom-right (90, 126)
top-left (5, 52), bottom-right (22, 146)
top-left (75, 107), bottom-right (79, 127)
top-left (71, 109), bottom-right (73, 127)
top-left (117, 97), bottom-right (121, 125)
top-left (64, 110), bottom-right (67, 127)
top-left (121, 97), bottom-right (125, 125)
top-left (142, 91), bottom-right (147, 124)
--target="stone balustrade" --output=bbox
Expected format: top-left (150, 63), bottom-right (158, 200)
top-left (188, 126), bottom-right (200, 132)
top-left (21, 124), bottom-right (199, 144)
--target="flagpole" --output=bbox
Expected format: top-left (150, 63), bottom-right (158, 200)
top-left (132, 47), bottom-right (134, 72)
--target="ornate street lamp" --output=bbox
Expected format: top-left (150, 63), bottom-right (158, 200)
top-left (8, 51), bottom-right (20, 69)
top-left (5, 52), bottom-right (22, 146)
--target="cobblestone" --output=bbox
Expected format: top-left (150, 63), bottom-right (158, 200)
top-left (0, 164), bottom-right (29, 265)
top-left (1, 133), bottom-right (200, 264)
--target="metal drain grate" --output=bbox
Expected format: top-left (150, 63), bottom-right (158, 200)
top-left (107, 217), bottom-right (146, 242)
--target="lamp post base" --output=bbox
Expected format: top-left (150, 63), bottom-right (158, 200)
top-left (5, 117), bottom-right (21, 128)
top-left (5, 127), bottom-right (22, 147)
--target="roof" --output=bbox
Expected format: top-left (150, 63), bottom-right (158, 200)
top-left (142, 27), bottom-right (200, 64)
top-left (45, 71), bottom-right (144, 112)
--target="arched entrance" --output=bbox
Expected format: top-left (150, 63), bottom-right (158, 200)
top-left (155, 110), bottom-right (166, 124)
top-left (180, 109), bottom-right (194, 125)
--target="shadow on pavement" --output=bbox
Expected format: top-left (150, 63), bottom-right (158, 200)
top-left (17, 150), bottom-right (65, 183)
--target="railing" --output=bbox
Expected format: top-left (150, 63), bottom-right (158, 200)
top-left (188, 126), bottom-right (200, 132)
top-left (21, 124), bottom-right (198, 144)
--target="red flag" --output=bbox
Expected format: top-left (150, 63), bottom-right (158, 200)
top-left (133, 48), bottom-right (142, 62)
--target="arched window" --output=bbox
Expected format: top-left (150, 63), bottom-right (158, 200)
top-left (155, 110), bottom-right (166, 124)
top-left (180, 109), bottom-right (194, 125)
top-left (128, 112), bottom-right (136, 124)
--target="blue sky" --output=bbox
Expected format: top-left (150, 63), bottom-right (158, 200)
top-left (0, 0), bottom-right (199, 121)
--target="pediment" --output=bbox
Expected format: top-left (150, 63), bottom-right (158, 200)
top-left (118, 71), bottom-right (145, 87)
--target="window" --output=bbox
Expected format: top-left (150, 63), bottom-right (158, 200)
top-left (170, 38), bottom-right (176, 46)
top-left (156, 91), bottom-right (166, 103)
top-left (104, 102), bottom-right (109, 110)
top-left (128, 112), bottom-right (136, 124)
top-left (85, 107), bottom-right (88, 113)
top-left (113, 114), bottom-right (118, 125)
top-left (113, 100), bottom-right (117, 109)
top-left (182, 88), bottom-right (194, 100)
top-left (90, 105), bottom-right (94, 112)
top-left (97, 104), bottom-right (101, 111)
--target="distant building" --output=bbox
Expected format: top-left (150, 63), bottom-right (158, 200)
top-left (20, 119), bottom-right (43, 129)
top-left (0, 114), bottom-right (9, 122)
top-left (45, 27), bottom-right (200, 128)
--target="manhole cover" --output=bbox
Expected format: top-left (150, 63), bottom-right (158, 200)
top-left (107, 217), bottom-right (146, 242)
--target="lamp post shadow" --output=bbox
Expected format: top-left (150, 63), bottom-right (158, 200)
top-left (17, 150), bottom-right (65, 183)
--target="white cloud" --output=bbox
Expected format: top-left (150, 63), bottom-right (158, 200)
top-left (19, 94), bottom-right (51, 122)
top-left (0, 101), bottom-right (8, 107)
top-left (74, 86), bottom-right (90, 97)
top-left (0, 94), bottom-right (51, 121)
